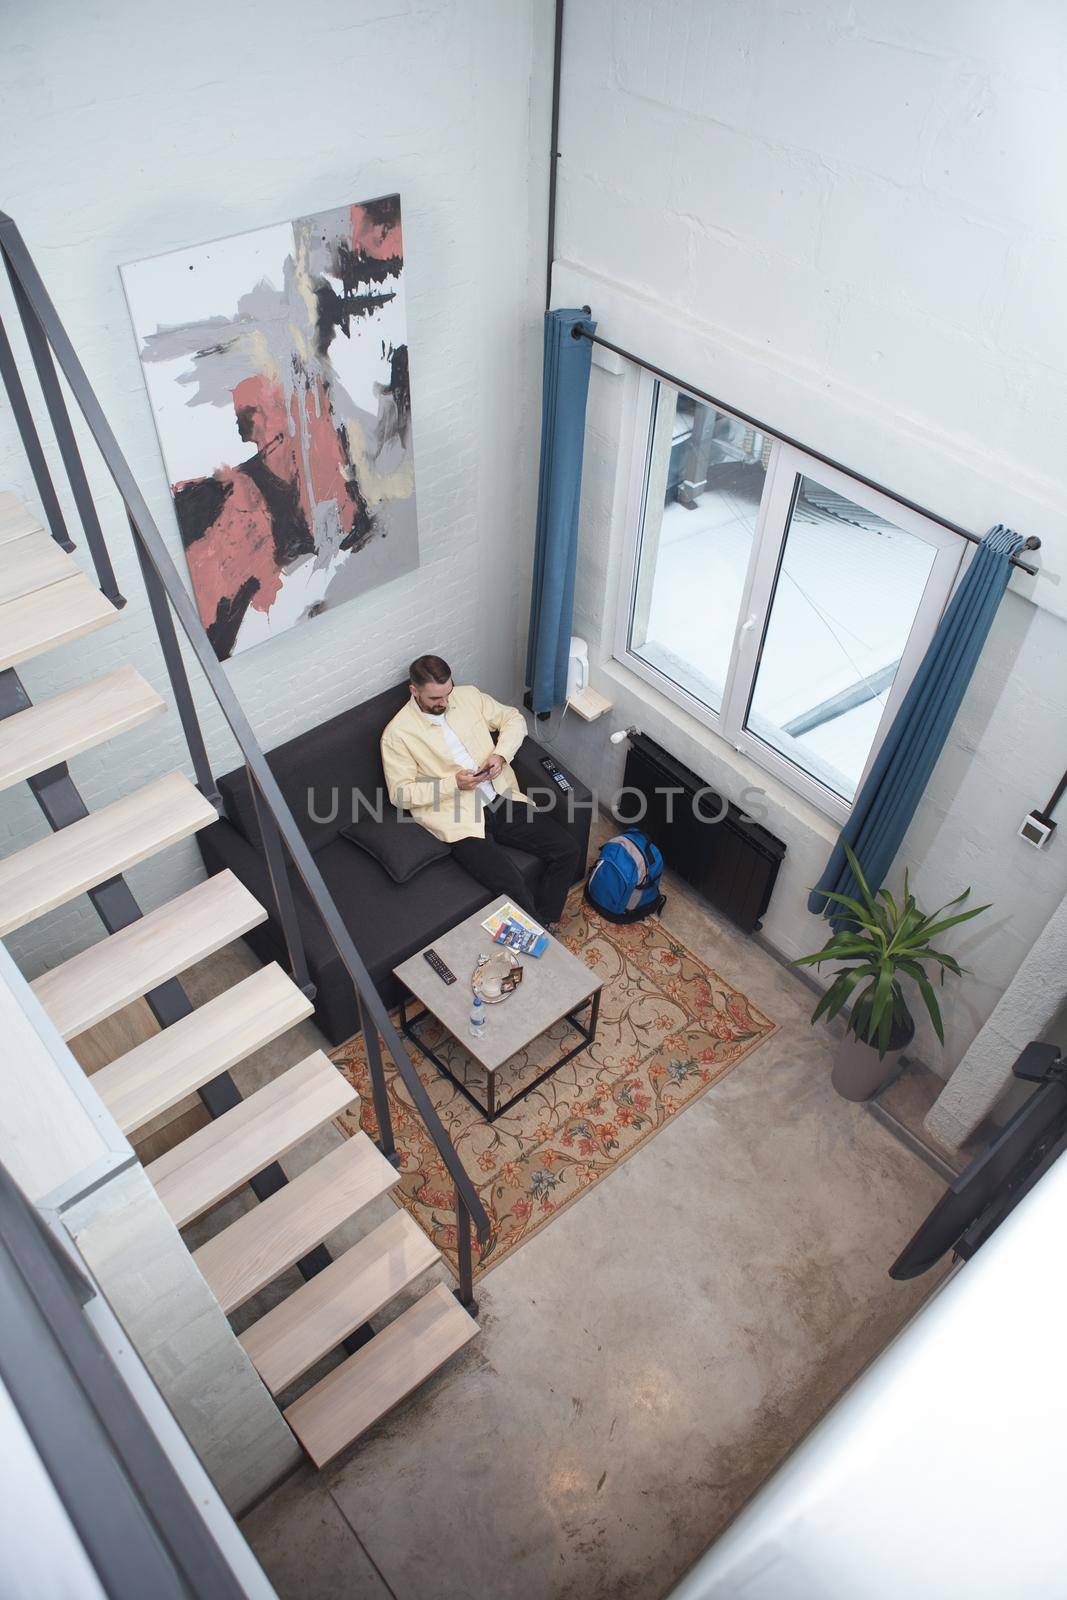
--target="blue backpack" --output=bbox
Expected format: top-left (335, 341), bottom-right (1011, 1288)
top-left (584, 830), bottom-right (665, 923)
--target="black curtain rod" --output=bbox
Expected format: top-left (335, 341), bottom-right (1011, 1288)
top-left (570, 320), bottom-right (1042, 576)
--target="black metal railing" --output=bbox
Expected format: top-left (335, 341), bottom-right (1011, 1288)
top-left (0, 212), bottom-right (489, 1306)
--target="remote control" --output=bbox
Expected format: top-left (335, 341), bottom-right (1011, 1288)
top-left (423, 948), bottom-right (456, 984)
top-left (540, 756), bottom-right (573, 794)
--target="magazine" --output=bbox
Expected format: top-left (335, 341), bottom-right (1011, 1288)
top-left (480, 901), bottom-right (544, 939)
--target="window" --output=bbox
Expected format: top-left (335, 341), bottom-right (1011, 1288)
top-left (618, 380), bottom-right (963, 821)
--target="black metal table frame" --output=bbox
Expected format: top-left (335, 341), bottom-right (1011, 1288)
top-left (397, 986), bottom-right (602, 1122)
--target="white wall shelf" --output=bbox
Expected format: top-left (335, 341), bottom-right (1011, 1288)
top-left (567, 686), bottom-right (612, 722)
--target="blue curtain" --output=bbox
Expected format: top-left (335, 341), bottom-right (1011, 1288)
top-left (809, 522), bottom-right (1025, 917)
top-left (526, 307), bottom-right (596, 715)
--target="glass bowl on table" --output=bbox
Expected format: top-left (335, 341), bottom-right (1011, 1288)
top-left (471, 949), bottom-right (523, 1003)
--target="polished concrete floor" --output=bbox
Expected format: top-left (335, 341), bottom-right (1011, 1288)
top-left (184, 837), bottom-right (951, 1600)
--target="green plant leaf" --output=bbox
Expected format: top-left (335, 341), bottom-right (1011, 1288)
top-left (813, 966), bottom-right (873, 1026)
top-left (872, 963), bottom-right (894, 1028)
top-left (850, 990), bottom-right (872, 1031)
top-left (894, 904), bottom-right (927, 945)
top-left (813, 887), bottom-right (880, 925)
top-left (804, 935), bottom-right (878, 963)
top-left (811, 980), bottom-right (845, 1024)
top-left (931, 885), bottom-right (973, 915)
top-left (912, 904), bottom-right (992, 943)
top-left (913, 968), bottom-right (945, 1045)
top-left (791, 934), bottom-right (877, 968)
top-left (912, 887), bottom-right (977, 934)
top-left (845, 964), bottom-right (894, 1054)
top-left (850, 989), bottom-right (882, 1053)
top-left (877, 999), bottom-right (893, 1056)
top-left (843, 841), bottom-right (880, 918)
top-left (906, 947), bottom-right (963, 976)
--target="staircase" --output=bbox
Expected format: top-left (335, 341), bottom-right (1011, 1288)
top-left (0, 492), bottom-right (478, 1468)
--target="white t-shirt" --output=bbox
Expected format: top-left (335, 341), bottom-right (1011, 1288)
top-left (421, 711), bottom-right (496, 803)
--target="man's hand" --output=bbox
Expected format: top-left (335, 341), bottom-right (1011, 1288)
top-left (455, 768), bottom-right (485, 791)
top-left (483, 753), bottom-right (505, 779)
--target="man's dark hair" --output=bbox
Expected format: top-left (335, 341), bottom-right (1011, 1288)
top-left (409, 654), bottom-right (452, 687)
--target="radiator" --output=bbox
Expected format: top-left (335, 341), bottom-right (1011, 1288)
top-left (619, 733), bottom-right (786, 933)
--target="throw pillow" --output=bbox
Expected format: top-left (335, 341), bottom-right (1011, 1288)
top-left (339, 814), bottom-right (450, 884)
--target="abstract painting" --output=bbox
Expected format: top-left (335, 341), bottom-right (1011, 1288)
top-left (122, 195), bottom-right (418, 660)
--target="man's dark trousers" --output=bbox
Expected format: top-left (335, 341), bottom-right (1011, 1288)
top-left (449, 797), bottom-right (581, 925)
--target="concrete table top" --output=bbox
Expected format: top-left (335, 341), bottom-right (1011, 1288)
top-left (393, 895), bottom-right (602, 1074)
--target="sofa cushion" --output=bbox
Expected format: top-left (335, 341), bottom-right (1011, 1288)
top-left (338, 814), bottom-right (450, 884)
top-left (218, 680), bottom-right (411, 852)
top-left (313, 836), bottom-right (542, 988)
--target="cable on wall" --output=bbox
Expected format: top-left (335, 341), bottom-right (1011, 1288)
top-left (545, 0), bottom-right (564, 312)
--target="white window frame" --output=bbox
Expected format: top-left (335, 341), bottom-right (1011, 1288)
top-left (614, 373), bottom-right (966, 824)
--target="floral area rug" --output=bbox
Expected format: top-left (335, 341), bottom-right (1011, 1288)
top-left (331, 890), bottom-right (777, 1280)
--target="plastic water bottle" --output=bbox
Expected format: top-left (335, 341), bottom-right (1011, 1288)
top-left (468, 994), bottom-right (487, 1042)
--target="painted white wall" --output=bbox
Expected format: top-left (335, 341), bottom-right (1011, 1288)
top-left (545, 0), bottom-right (1067, 1080)
top-left (0, 0), bottom-right (549, 975)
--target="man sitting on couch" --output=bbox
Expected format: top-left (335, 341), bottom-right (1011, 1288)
top-left (380, 654), bottom-right (580, 927)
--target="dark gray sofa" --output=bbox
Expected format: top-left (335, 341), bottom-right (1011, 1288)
top-left (195, 680), bottom-right (591, 1046)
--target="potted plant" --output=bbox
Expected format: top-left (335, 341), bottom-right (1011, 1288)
top-left (793, 844), bottom-right (990, 1102)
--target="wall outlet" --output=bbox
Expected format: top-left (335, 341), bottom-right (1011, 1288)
top-left (1019, 810), bottom-right (1056, 849)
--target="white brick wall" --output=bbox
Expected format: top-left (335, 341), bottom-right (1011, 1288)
top-left (0, 0), bottom-right (549, 976)
top-left (3, 0), bottom-right (1064, 1085)
top-left (547, 0), bottom-right (1067, 1080)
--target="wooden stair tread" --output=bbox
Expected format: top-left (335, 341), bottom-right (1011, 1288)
top-left (283, 1283), bottom-right (478, 1468)
top-left (241, 1209), bottom-right (440, 1396)
top-left (146, 1051), bottom-right (357, 1228)
top-left (0, 503), bottom-right (42, 544)
top-left (0, 521), bottom-right (39, 547)
top-left (0, 526), bottom-right (78, 605)
top-left (0, 572), bottom-right (118, 670)
top-left (32, 870), bottom-right (267, 1040)
top-left (92, 961), bottom-right (311, 1135)
top-left (0, 666), bottom-right (165, 792)
top-left (0, 772), bottom-right (217, 937)
top-left (192, 1135), bottom-right (399, 1315)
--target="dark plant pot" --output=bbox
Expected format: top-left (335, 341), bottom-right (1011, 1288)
top-left (831, 1011), bottom-right (916, 1102)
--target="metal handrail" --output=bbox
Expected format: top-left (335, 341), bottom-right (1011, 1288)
top-left (0, 212), bottom-right (490, 1261)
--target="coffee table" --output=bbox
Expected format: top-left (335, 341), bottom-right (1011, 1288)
top-left (393, 896), bottom-right (603, 1122)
